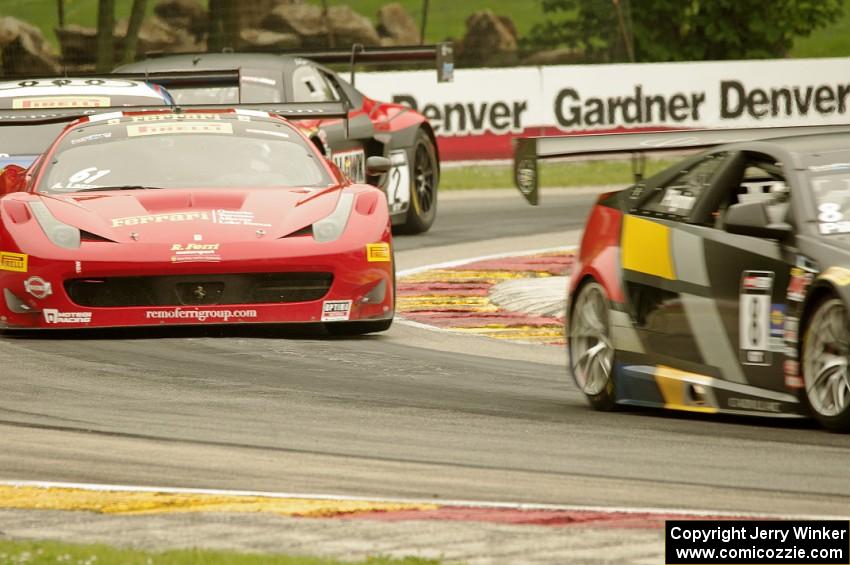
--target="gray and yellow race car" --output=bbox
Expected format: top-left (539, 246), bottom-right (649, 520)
top-left (515, 126), bottom-right (850, 431)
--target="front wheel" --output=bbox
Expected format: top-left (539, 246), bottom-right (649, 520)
top-left (325, 318), bottom-right (393, 336)
top-left (568, 281), bottom-right (617, 410)
top-left (399, 130), bottom-right (438, 234)
top-left (802, 297), bottom-right (850, 432)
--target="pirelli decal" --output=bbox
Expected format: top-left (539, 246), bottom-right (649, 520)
top-left (621, 215), bottom-right (675, 280)
top-left (0, 251), bottom-right (27, 272)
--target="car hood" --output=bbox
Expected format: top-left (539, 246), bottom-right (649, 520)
top-left (30, 186), bottom-right (341, 243)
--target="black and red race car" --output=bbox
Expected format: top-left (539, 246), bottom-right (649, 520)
top-left (116, 44), bottom-right (453, 233)
top-left (0, 106), bottom-right (394, 334)
top-left (515, 126), bottom-right (850, 431)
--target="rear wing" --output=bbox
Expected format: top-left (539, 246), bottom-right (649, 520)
top-left (0, 101), bottom-right (350, 161)
top-left (0, 101), bottom-right (349, 126)
top-left (291, 43), bottom-right (454, 85)
top-left (513, 125), bottom-right (850, 205)
top-left (144, 42), bottom-right (455, 85)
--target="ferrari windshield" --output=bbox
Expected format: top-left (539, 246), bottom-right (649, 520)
top-left (40, 112), bottom-right (331, 193)
top-left (810, 169), bottom-right (850, 235)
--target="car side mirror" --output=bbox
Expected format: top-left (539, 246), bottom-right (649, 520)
top-left (365, 156), bottom-right (391, 176)
top-left (724, 200), bottom-right (792, 240)
top-left (0, 164), bottom-right (27, 195)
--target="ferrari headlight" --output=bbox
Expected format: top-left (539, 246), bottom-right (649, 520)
top-left (29, 201), bottom-right (81, 249)
top-left (313, 192), bottom-right (354, 243)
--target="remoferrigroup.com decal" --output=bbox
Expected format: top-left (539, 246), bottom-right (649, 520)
top-left (357, 57), bottom-right (850, 160)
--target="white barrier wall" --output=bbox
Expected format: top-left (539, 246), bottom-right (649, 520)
top-left (357, 57), bottom-right (850, 160)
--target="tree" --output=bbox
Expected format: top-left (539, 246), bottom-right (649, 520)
top-left (121, 0), bottom-right (148, 64)
top-left (523, 0), bottom-right (844, 63)
top-left (95, 0), bottom-right (115, 72)
top-left (208, 0), bottom-right (240, 52)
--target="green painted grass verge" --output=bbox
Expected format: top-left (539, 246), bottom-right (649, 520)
top-left (0, 539), bottom-right (441, 565)
top-left (440, 158), bottom-right (677, 190)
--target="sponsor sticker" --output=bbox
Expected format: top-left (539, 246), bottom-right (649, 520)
top-left (332, 149), bottom-right (365, 183)
top-left (13, 96), bottom-right (110, 109)
top-left (212, 209), bottom-right (271, 227)
top-left (130, 113), bottom-right (222, 122)
top-left (43, 309), bottom-right (92, 324)
top-left (787, 266), bottom-right (813, 302)
top-left (170, 242), bottom-right (221, 263)
top-left (71, 132), bottom-right (112, 145)
top-left (366, 242), bottom-right (391, 262)
top-left (145, 308), bottom-right (257, 322)
top-left (739, 270), bottom-right (774, 366)
top-left (24, 276), bottom-right (52, 299)
top-left (126, 122), bottom-right (233, 137)
top-left (322, 300), bottom-right (352, 322)
top-left (0, 251), bottom-right (27, 272)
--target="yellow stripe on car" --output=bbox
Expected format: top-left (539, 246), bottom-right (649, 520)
top-left (654, 365), bottom-right (718, 413)
top-left (621, 216), bottom-right (675, 280)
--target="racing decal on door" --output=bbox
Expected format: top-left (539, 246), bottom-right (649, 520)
top-left (332, 149), bottom-right (365, 183)
top-left (739, 271), bottom-right (774, 366)
top-left (387, 150), bottom-right (411, 214)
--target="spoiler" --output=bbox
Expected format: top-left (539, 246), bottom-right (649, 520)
top-left (514, 125), bottom-right (850, 205)
top-left (144, 42), bottom-right (455, 85)
top-left (0, 101), bottom-right (349, 125)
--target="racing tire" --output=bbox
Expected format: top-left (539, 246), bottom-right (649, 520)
top-left (399, 130), bottom-right (439, 234)
top-left (568, 281), bottom-right (617, 411)
top-left (801, 296), bottom-right (850, 432)
top-left (325, 318), bottom-right (393, 336)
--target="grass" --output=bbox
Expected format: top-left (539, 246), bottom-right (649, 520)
top-left (0, 539), bottom-right (441, 565)
top-left (440, 158), bottom-right (677, 190)
top-left (790, 7), bottom-right (850, 58)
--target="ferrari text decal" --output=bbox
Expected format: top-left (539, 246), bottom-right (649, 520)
top-left (739, 271), bottom-right (774, 366)
top-left (321, 300), bottom-right (352, 322)
top-left (111, 212), bottom-right (210, 227)
top-left (0, 251), bottom-right (27, 272)
top-left (13, 96), bottom-right (110, 109)
top-left (129, 113), bottom-right (222, 122)
top-left (145, 308), bottom-right (257, 322)
top-left (111, 210), bottom-right (270, 228)
top-left (366, 243), bottom-right (391, 262)
top-left (43, 309), bottom-right (92, 324)
top-left (127, 122), bottom-right (233, 137)
top-left (332, 149), bottom-right (365, 183)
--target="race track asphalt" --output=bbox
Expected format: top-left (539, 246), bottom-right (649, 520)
top-left (1, 187), bottom-right (848, 517)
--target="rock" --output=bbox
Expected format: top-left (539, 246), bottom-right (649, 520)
top-left (116, 16), bottom-right (203, 59)
top-left (328, 5), bottom-right (380, 47)
top-left (260, 3), bottom-right (328, 47)
top-left (55, 24), bottom-right (98, 67)
top-left (239, 28), bottom-right (301, 50)
top-left (242, 0), bottom-right (303, 29)
top-left (154, 0), bottom-right (208, 39)
top-left (459, 10), bottom-right (517, 66)
top-left (377, 3), bottom-right (420, 45)
top-left (522, 47), bottom-right (582, 66)
top-left (0, 17), bottom-right (61, 76)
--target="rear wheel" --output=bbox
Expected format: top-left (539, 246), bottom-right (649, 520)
top-left (802, 297), bottom-right (850, 432)
top-left (400, 130), bottom-right (438, 234)
top-left (569, 281), bottom-right (617, 410)
top-left (325, 319), bottom-right (393, 336)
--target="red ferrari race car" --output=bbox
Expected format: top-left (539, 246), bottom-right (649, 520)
top-left (0, 107), bottom-right (394, 334)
